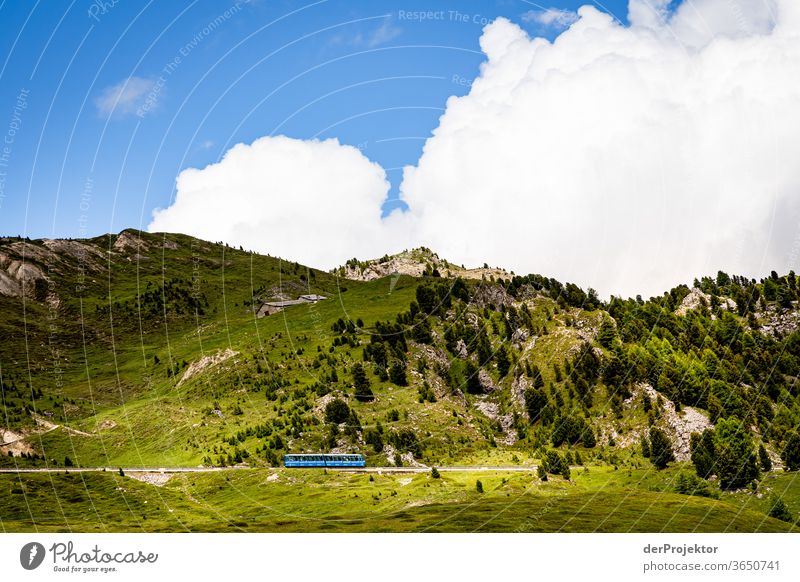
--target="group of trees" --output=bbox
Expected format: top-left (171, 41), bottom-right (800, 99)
top-left (279, 266), bottom-right (799, 483)
top-left (689, 419), bottom-right (760, 489)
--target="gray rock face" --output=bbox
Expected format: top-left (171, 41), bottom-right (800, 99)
top-left (511, 374), bottom-right (529, 415)
top-left (478, 369), bottom-right (498, 393)
top-left (756, 304), bottom-right (800, 338)
top-left (511, 327), bottom-right (529, 347)
top-left (0, 251), bottom-right (48, 297)
top-left (455, 339), bottom-right (469, 359)
top-left (675, 288), bottom-right (737, 317)
top-left (621, 383), bottom-right (713, 461)
top-left (473, 398), bottom-right (517, 445)
top-left (471, 284), bottom-right (513, 308)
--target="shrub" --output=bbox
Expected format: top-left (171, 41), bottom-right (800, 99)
top-left (476, 480), bottom-right (484, 493)
top-left (364, 429), bottom-right (384, 453)
top-left (674, 472), bottom-right (717, 498)
top-left (431, 467), bottom-right (441, 479)
top-left (542, 450), bottom-right (569, 479)
top-left (767, 495), bottom-right (794, 523)
top-left (389, 429), bottom-right (422, 458)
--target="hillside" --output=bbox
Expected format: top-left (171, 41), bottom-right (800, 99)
top-left (1, 229), bottom-right (800, 532)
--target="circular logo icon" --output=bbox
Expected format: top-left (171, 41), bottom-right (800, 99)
top-left (20, 542), bottom-right (46, 570)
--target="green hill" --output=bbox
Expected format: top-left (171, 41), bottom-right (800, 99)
top-left (1, 229), bottom-right (799, 532)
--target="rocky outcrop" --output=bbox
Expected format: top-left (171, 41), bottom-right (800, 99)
top-left (336, 247), bottom-right (511, 282)
top-left (473, 398), bottom-right (517, 445)
top-left (511, 327), bottom-right (529, 347)
top-left (178, 348), bottom-right (238, 386)
top-left (113, 230), bottom-right (150, 253)
top-left (756, 304), bottom-right (800, 338)
top-left (472, 284), bottom-right (512, 308)
top-left (675, 288), bottom-right (736, 317)
top-left (511, 374), bottom-right (529, 414)
top-left (623, 383), bottom-right (713, 461)
top-left (478, 369), bottom-right (498, 393)
top-left (42, 239), bottom-right (105, 270)
top-left (0, 251), bottom-right (48, 297)
top-left (455, 339), bottom-right (468, 359)
top-left (127, 472), bottom-right (172, 486)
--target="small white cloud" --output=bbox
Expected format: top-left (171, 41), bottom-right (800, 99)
top-left (94, 76), bottom-right (156, 118)
top-left (366, 17), bottom-right (402, 47)
top-left (522, 8), bottom-right (579, 30)
top-left (330, 17), bottom-right (402, 49)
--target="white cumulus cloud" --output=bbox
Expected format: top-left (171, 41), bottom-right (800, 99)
top-left (148, 136), bottom-right (397, 268)
top-left (149, 0), bottom-right (800, 299)
top-left (395, 0), bottom-right (800, 298)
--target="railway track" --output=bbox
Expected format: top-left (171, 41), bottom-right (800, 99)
top-left (0, 465), bottom-right (537, 474)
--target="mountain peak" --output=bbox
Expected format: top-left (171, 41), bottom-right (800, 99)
top-left (334, 246), bottom-right (513, 282)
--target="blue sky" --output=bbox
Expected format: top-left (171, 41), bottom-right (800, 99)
top-left (0, 0), bottom-right (631, 240)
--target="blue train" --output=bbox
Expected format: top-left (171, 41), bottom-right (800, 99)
top-left (283, 453), bottom-right (365, 468)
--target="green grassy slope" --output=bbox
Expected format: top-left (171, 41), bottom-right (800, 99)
top-left (2, 229), bottom-right (800, 532)
top-left (1, 465), bottom-right (795, 533)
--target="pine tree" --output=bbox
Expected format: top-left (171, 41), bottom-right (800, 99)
top-left (713, 417), bottom-right (759, 489)
top-left (352, 363), bottom-right (374, 402)
top-left (597, 317), bottom-right (616, 349)
top-left (641, 435), bottom-right (651, 458)
top-left (388, 360), bottom-right (408, 386)
top-left (759, 443), bottom-right (773, 472)
top-left (524, 388), bottom-right (547, 423)
top-left (767, 495), bottom-right (794, 523)
top-left (537, 464), bottom-right (548, 481)
top-left (691, 430), bottom-right (715, 479)
top-left (782, 431), bottom-right (800, 471)
top-left (649, 428), bottom-right (675, 470)
top-left (582, 426), bottom-right (597, 448)
top-left (325, 399), bottom-right (350, 424)
top-left (495, 345), bottom-right (511, 377)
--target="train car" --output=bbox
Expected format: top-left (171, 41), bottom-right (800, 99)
top-left (283, 453), bottom-right (365, 468)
